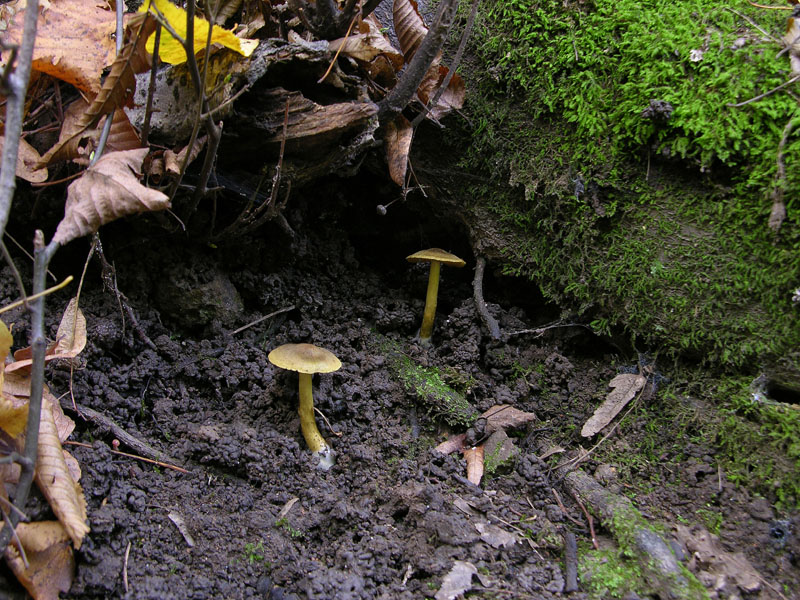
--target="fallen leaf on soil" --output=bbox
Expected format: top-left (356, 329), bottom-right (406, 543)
top-left (463, 445), bottom-right (484, 485)
top-left (434, 560), bottom-right (477, 600)
top-left (385, 114), bottom-right (413, 186)
top-left (0, 0), bottom-right (116, 93)
top-left (0, 319), bottom-right (11, 388)
top-left (141, 0), bottom-right (258, 65)
top-left (581, 373), bottom-right (646, 437)
top-left (0, 395), bottom-right (27, 438)
top-left (435, 433), bottom-right (465, 455)
top-left (0, 137), bottom-right (48, 183)
top-left (481, 404), bottom-right (536, 434)
top-left (52, 148), bottom-right (171, 245)
top-left (674, 523), bottom-right (761, 594)
top-left (55, 297), bottom-right (87, 359)
top-left (4, 521), bottom-right (75, 600)
top-left (167, 512), bottom-right (196, 548)
top-left (165, 135), bottom-right (208, 175)
top-left (35, 393), bottom-right (89, 548)
top-left (393, 0), bottom-right (427, 61)
top-left (475, 522), bottom-right (518, 548)
top-left (6, 339), bottom-right (59, 373)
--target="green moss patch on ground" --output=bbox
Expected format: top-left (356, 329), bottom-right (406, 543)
top-left (457, 0), bottom-right (800, 366)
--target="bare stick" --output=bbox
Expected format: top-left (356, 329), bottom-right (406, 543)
top-left (378, 0), bottom-right (460, 123)
top-left (110, 447), bottom-right (189, 474)
top-left (472, 256), bottom-right (501, 339)
top-left (123, 541), bottom-right (131, 593)
top-left (727, 74), bottom-right (800, 107)
top-left (768, 115), bottom-right (797, 232)
top-left (563, 530), bottom-right (579, 593)
top-left (231, 305), bottom-right (295, 334)
top-left (0, 275), bottom-right (73, 315)
top-left (60, 398), bottom-right (184, 469)
top-left (0, 0), bottom-right (39, 240)
top-left (412, 0), bottom-right (479, 128)
top-left (571, 489), bottom-right (598, 549)
top-left (141, 24), bottom-right (161, 147)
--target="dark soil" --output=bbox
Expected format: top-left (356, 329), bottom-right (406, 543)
top-left (1, 190), bottom-right (798, 600)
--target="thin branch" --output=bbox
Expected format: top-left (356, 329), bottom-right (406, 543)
top-left (141, 24), bottom-right (161, 147)
top-left (378, 0), bottom-right (461, 123)
top-left (727, 73), bottom-right (800, 107)
top-left (412, 0), bottom-right (479, 128)
top-left (768, 114), bottom-right (798, 232)
top-left (0, 0), bottom-right (39, 240)
top-left (472, 256), bottom-right (501, 339)
top-left (0, 275), bottom-right (73, 315)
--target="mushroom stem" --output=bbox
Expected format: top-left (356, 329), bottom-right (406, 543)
top-left (297, 372), bottom-right (327, 453)
top-left (420, 260), bottom-right (441, 342)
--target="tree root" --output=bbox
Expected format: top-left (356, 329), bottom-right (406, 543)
top-left (560, 467), bottom-right (709, 600)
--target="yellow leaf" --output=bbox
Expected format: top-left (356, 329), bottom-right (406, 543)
top-left (141, 0), bottom-right (257, 65)
top-left (0, 319), bottom-right (11, 363)
top-left (0, 395), bottom-right (27, 438)
top-left (4, 521), bottom-right (75, 600)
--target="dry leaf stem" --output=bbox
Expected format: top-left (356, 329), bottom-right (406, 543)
top-left (0, 234), bottom-right (60, 554)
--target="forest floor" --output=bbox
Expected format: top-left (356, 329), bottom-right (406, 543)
top-left (1, 198), bottom-right (798, 600)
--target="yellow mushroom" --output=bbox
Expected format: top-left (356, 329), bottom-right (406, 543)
top-left (406, 248), bottom-right (466, 344)
top-left (268, 343), bottom-right (341, 470)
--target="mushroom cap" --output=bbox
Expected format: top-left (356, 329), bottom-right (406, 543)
top-left (406, 248), bottom-right (466, 267)
top-left (268, 343), bottom-right (342, 374)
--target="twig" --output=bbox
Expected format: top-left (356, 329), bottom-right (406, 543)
top-left (727, 73), bottom-right (800, 107)
top-left (315, 407), bottom-right (343, 437)
top-left (318, 12), bottom-right (359, 84)
top-left (411, 0), bottom-right (479, 128)
top-left (110, 447), bottom-right (189, 474)
top-left (725, 6), bottom-right (782, 43)
top-left (60, 398), bottom-right (185, 470)
top-left (571, 489), bottom-right (598, 549)
top-left (507, 321), bottom-right (591, 337)
top-left (472, 256), bottom-right (501, 339)
top-left (563, 530), bottom-right (579, 593)
top-left (141, 24), bottom-right (161, 147)
top-left (231, 306), bottom-right (295, 334)
top-left (378, 0), bottom-right (460, 124)
top-left (0, 275), bottom-right (73, 315)
top-left (1, 506), bottom-right (29, 568)
top-left (2, 231), bottom-right (56, 281)
top-left (0, 0), bottom-right (39, 241)
top-left (0, 240), bottom-right (28, 309)
top-left (551, 488), bottom-right (584, 527)
top-left (768, 114), bottom-right (798, 232)
top-left (123, 541), bottom-right (131, 593)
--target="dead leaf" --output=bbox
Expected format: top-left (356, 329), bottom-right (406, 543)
top-left (165, 135), bottom-right (208, 175)
top-left (40, 13), bottom-right (155, 167)
top-left (55, 297), bottom-right (87, 359)
top-left (4, 521), bottom-right (75, 600)
top-left (385, 115), bottom-right (413, 186)
top-left (475, 522), bottom-right (518, 548)
top-left (5, 340), bottom-right (60, 374)
top-left (435, 433), bottom-right (465, 455)
top-left (581, 373), bottom-right (646, 437)
top-left (0, 0), bottom-right (116, 93)
top-left (35, 393), bottom-right (89, 548)
top-left (52, 148), bottom-right (170, 246)
top-left (463, 445), bottom-right (484, 486)
top-left (0, 137), bottom-right (48, 183)
top-left (674, 524), bottom-right (761, 594)
top-left (141, 0), bottom-right (258, 65)
top-left (434, 560), bottom-right (477, 600)
top-left (481, 404), bottom-right (536, 434)
top-left (393, 0), bottom-right (427, 61)
top-left (0, 319), bottom-right (11, 391)
top-left (0, 395), bottom-right (27, 438)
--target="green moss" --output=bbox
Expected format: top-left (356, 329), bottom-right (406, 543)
top-left (711, 377), bottom-right (800, 507)
top-left (579, 547), bottom-right (645, 599)
top-left (456, 0), bottom-right (800, 366)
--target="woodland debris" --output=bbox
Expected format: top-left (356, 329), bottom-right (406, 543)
top-left (560, 466), bottom-right (708, 600)
top-left (472, 256), bottom-right (501, 340)
top-left (581, 373), bottom-right (646, 437)
top-left (563, 530), bottom-right (579, 593)
top-left (435, 560), bottom-right (479, 600)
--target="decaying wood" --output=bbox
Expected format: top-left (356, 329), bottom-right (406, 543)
top-left (563, 530), bottom-right (578, 593)
top-left (560, 467), bottom-right (707, 600)
top-left (472, 256), bottom-right (501, 340)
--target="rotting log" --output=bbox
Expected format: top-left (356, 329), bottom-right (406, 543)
top-left (561, 467), bottom-right (710, 600)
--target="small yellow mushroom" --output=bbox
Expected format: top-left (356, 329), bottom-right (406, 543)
top-left (406, 248), bottom-right (466, 344)
top-left (268, 343), bottom-right (341, 470)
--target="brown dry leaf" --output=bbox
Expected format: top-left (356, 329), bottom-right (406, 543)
top-left (463, 445), bottom-right (484, 486)
top-left (385, 115), bottom-right (413, 186)
top-left (393, 0), bottom-right (427, 61)
top-left (4, 521), bottom-right (75, 600)
top-left (52, 148), bottom-right (170, 246)
top-left (35, 392), bottom-right (89, 548)
top-left (581, 373), bottom-right (646, 437)
top-left (5, 340), bottom-right (60, 374)
top-left (434, 433), bottom-right (466, 455)
top-left (428, 69), bottom-right (464, 121)
top-left (0, 137), bottom-right (48, 183)
top-left (481, 404), bottom-right (537, 434)
top-left (0, 0), bottom-right (116, 93)
top-left (40, 12), bottom-right (155, 167)
top-left (48, 386), bottom-right (75, 443)
top-left (55, 297), bottom-right (87, 359)
top-left (165, 135), bottom-right (209, 175)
